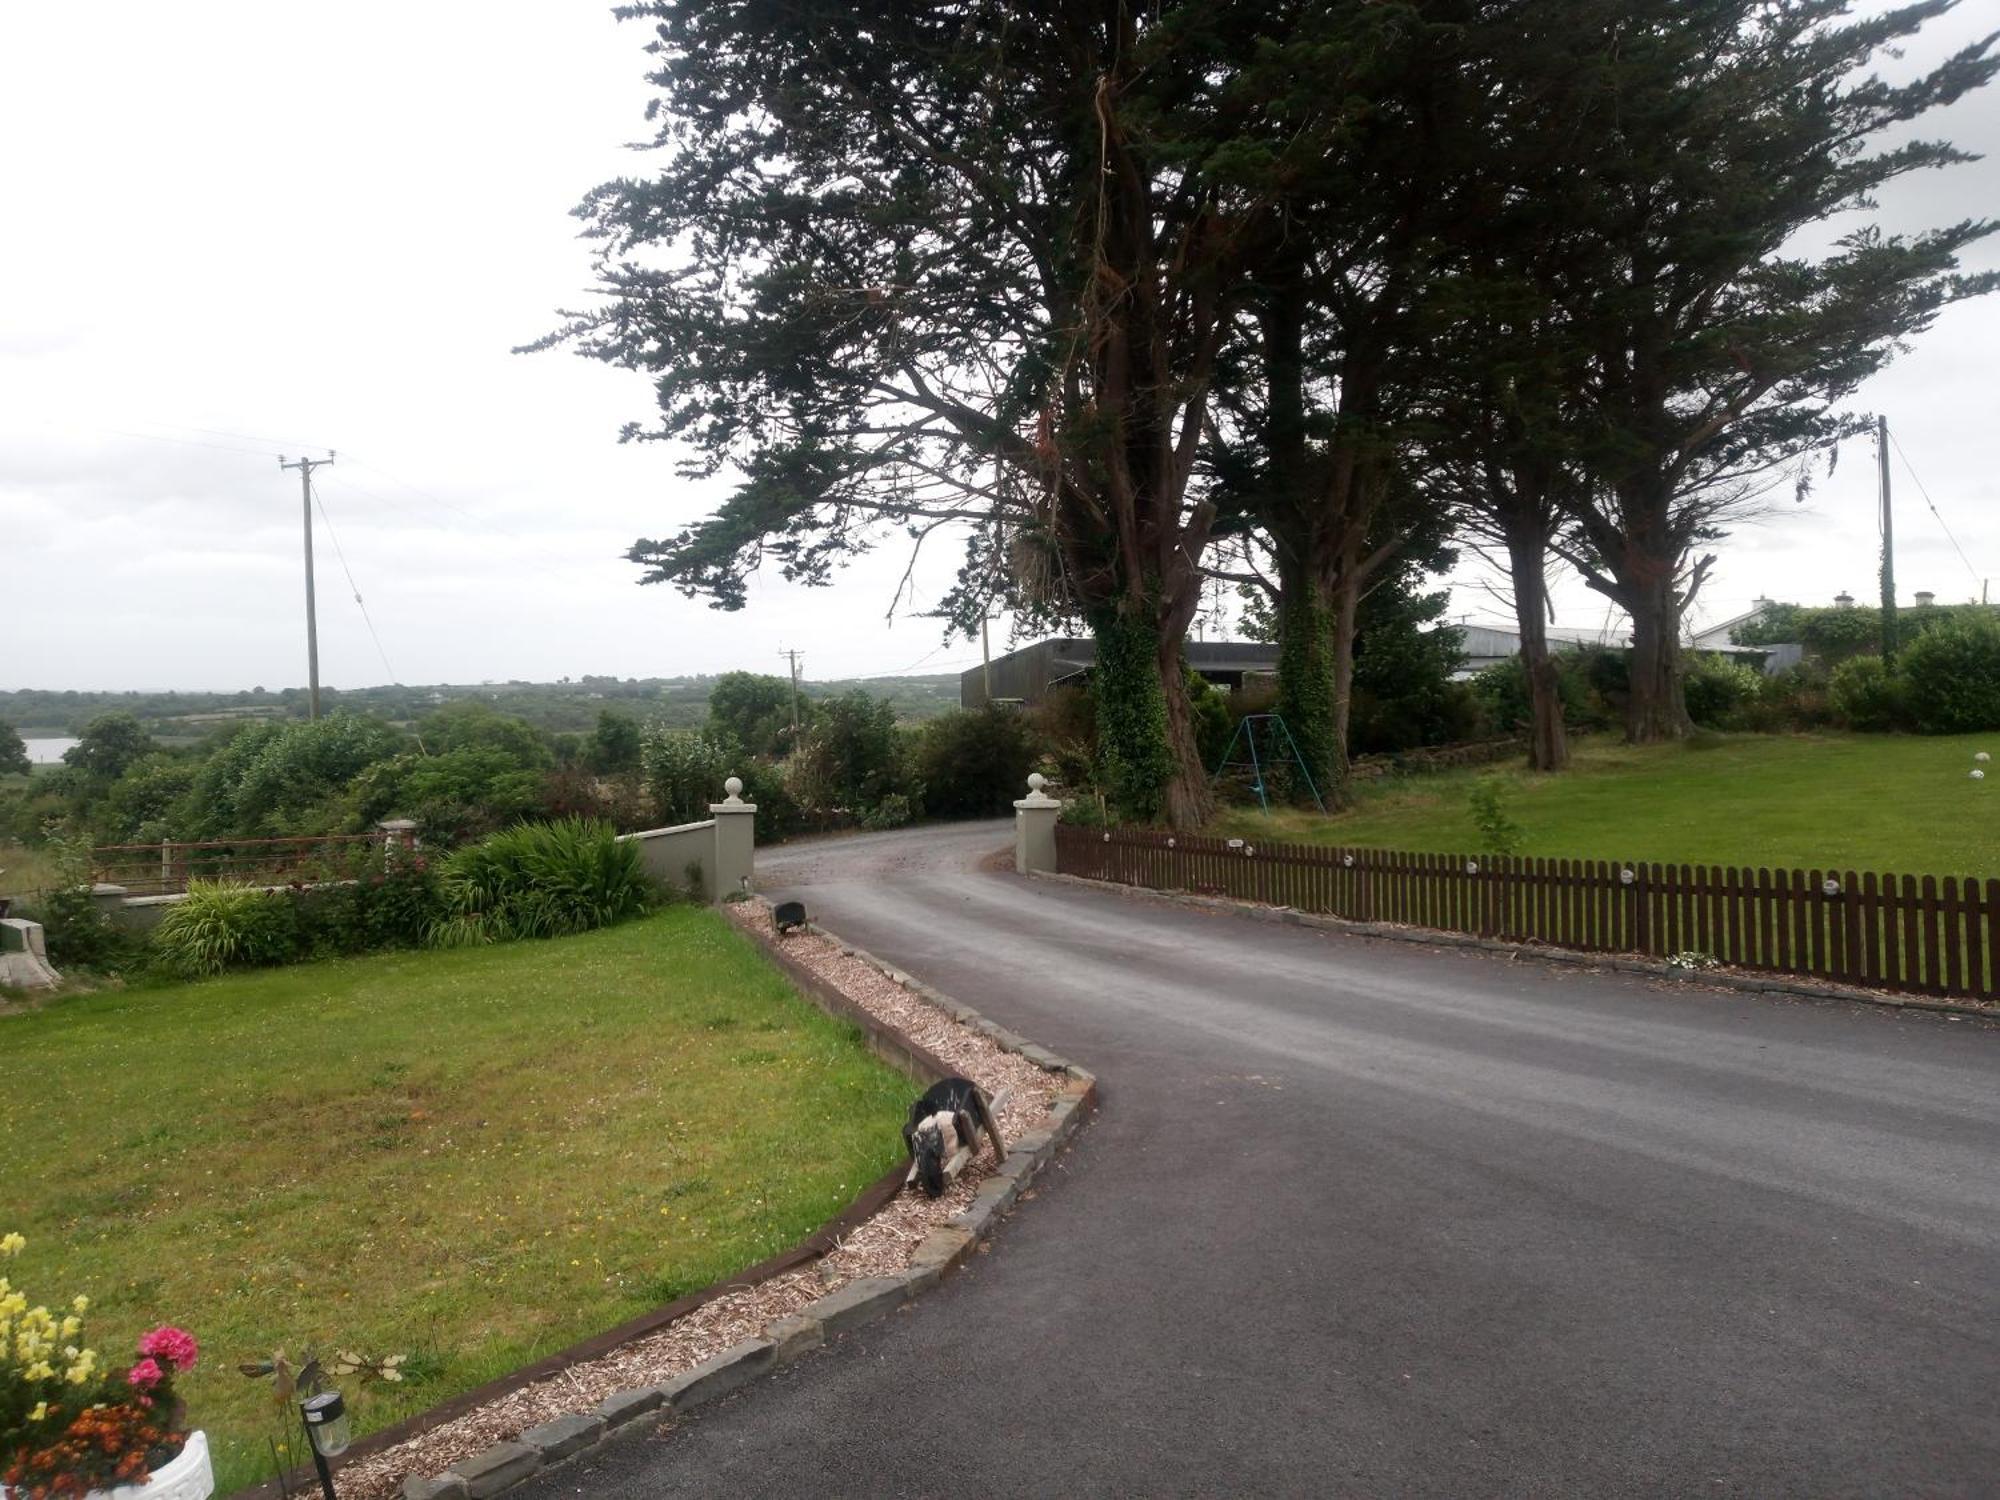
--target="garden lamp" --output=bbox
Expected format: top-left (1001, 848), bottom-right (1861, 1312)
top-left (300, 1390), bottom-right (349, 1499)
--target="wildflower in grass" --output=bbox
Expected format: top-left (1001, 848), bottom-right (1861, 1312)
top-left (0, 1233), bottom-right (24, 1256)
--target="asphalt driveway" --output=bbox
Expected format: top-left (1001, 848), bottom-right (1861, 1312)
top-left (520, 821), bottom-right (2000, 1498)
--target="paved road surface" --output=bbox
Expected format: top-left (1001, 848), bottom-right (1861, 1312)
top-left (522, 822), bottom-right (2000, 1497)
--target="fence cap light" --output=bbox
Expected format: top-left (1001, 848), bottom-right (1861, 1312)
top-left (1620, 868), bottom-right (1636, 885)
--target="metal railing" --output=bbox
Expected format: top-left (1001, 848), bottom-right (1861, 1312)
top-left (90, 833), bottom-right (391, 897)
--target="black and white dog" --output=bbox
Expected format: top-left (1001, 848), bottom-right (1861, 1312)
top-left (903, 1076), bottom-right (1006, 1197)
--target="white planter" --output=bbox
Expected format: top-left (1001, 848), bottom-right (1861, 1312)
top-left (4, 1431), bottom-right (213, 1500)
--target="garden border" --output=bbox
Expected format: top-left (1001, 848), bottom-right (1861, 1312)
top-left (236, 902), bottom-right (1095, 1500)
top-left (1029, 869), bottom-right (1999, 1023)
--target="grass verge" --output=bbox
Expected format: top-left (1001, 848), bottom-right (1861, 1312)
top-left (1212, 732), bottom-right (2000, 876)
top-left (0, 907), bottom-right (911, 1492)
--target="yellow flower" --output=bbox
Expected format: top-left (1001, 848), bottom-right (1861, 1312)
top-left (60, 1315), bottom-right (82, 1338)
top-left (71, 1295), bottom-right (88, 1315)
top-left (29, 1401), bottom-right (47, 1422)
top-left (0, 1232), bottom-right (26, 1257)
top-left (25, 1360), bottom-right (55, 1381)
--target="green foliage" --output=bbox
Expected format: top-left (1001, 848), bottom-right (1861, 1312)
top-left (913, 706), bottom-right (1043, 819)
top-left (1471, 651), bottom-right (1607, 737)
top-left (151, 880), bottom-right (302, 978)
top-left (1186, 673), bottom-right (1234, 775)
top-left (733, 761), bottom-right (804, 844)
top-left (179, 715), bottom-right (408, 839)
top-left (1467, 778), bottom-right (1523, 856)
top-left (706, 673), bottom-right (808, 759)
top-left (586, 710), bottom-right (644, 774)
top-left (1273, 591), bottom-right (1337, 800)
top-left (17, 834), bottom-right (137, 972)
top-left (642, 728), bottom-right (728, 826)
top-left (858, 792), bottom-right (917, 831)
top-left (293, 863), bottom-right (447, 957)
top-left (430, 818), bottom-right (652, 946)
top-left (1730, 604), bottom-right (1807, 647)
top-left (1091, 611), bottom-right (1175, 822)
top-left (94, 754), bottom-right (199, 844)
top-left (1682, 655), bottom-right (1764, 729)
top-left (352, 748), bottom-right (546, 845)
top-left (62, 712), bottom-right (155, 782)
top-left (416, 703), bottom-right (556, 769)
top-left (0, 721), bottom-right (28, 779)
top-left (791, 691), bottom-right (905, 818)
top-left (1899, 613), bottom-right (2000, 734)
top-left (1800, 606), bottom-right (1886, 662)
top-left (1828, 656), bottom-right (1909, 732)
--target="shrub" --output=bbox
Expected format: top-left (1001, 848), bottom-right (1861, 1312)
top-left (791, 691), bottom-right (905, 816)
top-left (859, 792), bottom-right (917, 831)
top-left (430, 818), bottom-right (652, 946)
top-left (1682, 654), bottom-right (1764, 729)
top-left (1899, 612), bottom-right (2000, 734)
top-left (297, 862), bottom-right (447, 957)
top-left (15, 834), bottom-right (142, 973)
top-left (1467, 778), bottom-right (1523, 855)
top-left (152, 881), bottom-right (301, 978)
top-left (912, 706), bottom-right (1043, 819)
top-left (642, 729), bottom-right (729, 826)
top-left (734, 761), bottom-right (805, 843)
top-left (1828, 656), bottom-right (1910, 732)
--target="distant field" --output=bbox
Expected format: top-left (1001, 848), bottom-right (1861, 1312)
top-left (0, 840), bottom-right (60, 898)
top-left (1213, 733), bottom-right (2000, 877)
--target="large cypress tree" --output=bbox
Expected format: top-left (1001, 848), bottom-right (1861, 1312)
top-left (1520, 0), bottom-right (1996, 741)
top-left (536, 1), bottom-right (1334, 826)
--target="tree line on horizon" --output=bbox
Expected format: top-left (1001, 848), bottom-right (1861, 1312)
top-left (535, 0), bottom-right (1999, 828)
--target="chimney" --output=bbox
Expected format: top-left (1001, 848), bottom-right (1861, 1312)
top-left (1834, 591), bottom-right (1855, 609)
top-left (1914, 590), bottom-right (1936, 608)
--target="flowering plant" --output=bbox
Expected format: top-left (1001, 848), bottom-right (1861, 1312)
top-left (0, 1233), bottom-right (198, 1499)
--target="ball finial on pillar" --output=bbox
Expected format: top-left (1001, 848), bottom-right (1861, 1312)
top-left (724, 775), bottom-right (744, 800)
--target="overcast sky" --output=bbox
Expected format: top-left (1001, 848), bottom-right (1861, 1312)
top-left (3, 2), bottom-right (1995, 694)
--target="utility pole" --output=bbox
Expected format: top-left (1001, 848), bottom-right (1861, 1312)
top-left (1877, 414), bottom-right (1897, 667)
top-left (778, 648), bottom-right (803, 739)
top-left (279, 452), bottom-right (335, 720)
top-left (981, 616), bottom-right (992, 704)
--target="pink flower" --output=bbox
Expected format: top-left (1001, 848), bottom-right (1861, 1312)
top-left (138, 1326), bottom-right (199, 1372)
top-left (126, 1358), bottom-right (163, 1390)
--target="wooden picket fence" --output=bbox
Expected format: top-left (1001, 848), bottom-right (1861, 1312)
top-left (1053, 824), bottom-right (2000, 1002)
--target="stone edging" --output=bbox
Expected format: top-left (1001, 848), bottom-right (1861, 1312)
top-left (1029, 869), bottom-right (1998, 1024)
top-left (398, 905), bottom-right (1096, 1500)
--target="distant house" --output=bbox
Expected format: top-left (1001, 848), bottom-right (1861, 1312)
top-left (1688, 598), bottom-right (1799, 675)
top-left (961, 637), bottom-right (1281, 709)
top-left (1449, 622), bottom-right (1633, 681)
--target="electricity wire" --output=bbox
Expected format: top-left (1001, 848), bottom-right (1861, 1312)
top-left (1887, 429), bottom-right (1984, 590)
top-left (307, 471), bottom-right (402, 687)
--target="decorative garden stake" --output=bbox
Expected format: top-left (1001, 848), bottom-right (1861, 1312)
top-left (1342, 854), bottom-right (1355, 868)
top-left (1465, 860), bottom-right (1479, 875)
top-left (1620, 868), bottom-right (1636, 885)
top-left (1822, 878), bottom-right (1841, 896)
top-left (300, 1390), bottom-right (350, 1500)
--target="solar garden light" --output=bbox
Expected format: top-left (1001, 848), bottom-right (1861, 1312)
top-left (300, 1390), bottom-right (350, 1499)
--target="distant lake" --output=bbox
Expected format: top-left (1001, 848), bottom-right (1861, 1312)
top-left (24, 737), bottom-right (78, 766)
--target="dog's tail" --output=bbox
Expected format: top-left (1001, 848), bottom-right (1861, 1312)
top-left (969, 1085), bottom-right (1006, 1163)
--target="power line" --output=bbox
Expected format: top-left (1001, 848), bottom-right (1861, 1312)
top-left (1886, 429), bottom-right (1984, 590)
top-left (345, 456), bottom-right (521, 537)
top-left (309, 476), bottom-right (402, 686)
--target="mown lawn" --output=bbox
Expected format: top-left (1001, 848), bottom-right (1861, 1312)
top-left (1213, 732), bottom-right (2000, 876)
top-left (0, 908), bottom-right (911, 1492)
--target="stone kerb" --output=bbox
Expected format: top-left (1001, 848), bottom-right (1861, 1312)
top-left (1012, 773), bottom-right (1062, 875)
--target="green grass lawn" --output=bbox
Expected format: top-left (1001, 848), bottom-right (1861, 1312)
top-left (0, 909), bottom-right (911, 1492)
top-left (1213, 732), bottom-right (2000, 877)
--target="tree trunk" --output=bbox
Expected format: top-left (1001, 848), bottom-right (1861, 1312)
top-left (1503, 517), bottom-right (1569, 771)
top-left (1090, 602), bottom-right (1211, 826)
top-left (1274, 551), bottom-right (1341, 806)
top-left (1158, 633), bottom-right (1214, 828)
top-left (1624, 568), bottom-right (1693, 742)
top-left (1328, 568), bottom-right (1361, 805)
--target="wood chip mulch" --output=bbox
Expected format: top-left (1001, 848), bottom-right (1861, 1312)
top-left (335, 909), bottom-right (1063, 1498)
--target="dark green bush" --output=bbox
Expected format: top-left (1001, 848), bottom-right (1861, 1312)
top-left (733, 760), bottom-right (805, 843)
top-left (913, 706), bottom-right (1043, 819)
top-left (151, 880), bottom-right (302, 978)
top-left (431, 817), bottom-right (653, 946)
top-left (297, 862), bottom-right (448, 956)
top-left (642, 729), bottom-right (729, 826)
top-left (1899, 613), bottom-right (2000, 733)
top-left (1683, 654), bottom-right (1764, 729)
top-left (859, 792), bottom-right (917, 830)
top-left (1828, 656), bottom-right (1909, 732)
